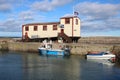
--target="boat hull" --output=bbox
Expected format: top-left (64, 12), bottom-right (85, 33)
top-left (86, 53), bottom-right (115, 59)
top-left (87, 55), bottom-right (115, 59)
top-left (38, 48), bottom-right (69, 56)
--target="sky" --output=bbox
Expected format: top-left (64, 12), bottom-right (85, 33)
top-left (0, 0), bottom-right (120, 37)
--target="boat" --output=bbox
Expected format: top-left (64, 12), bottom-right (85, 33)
top-left (38, 42), bottom-right (70, 56)
top-left (86, 51), bottom-right (116, 60)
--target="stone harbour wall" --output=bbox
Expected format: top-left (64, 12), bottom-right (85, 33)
top-left (79, 37), bottom-right (120, 44)
top-left (0, 37), bottom-right (120, 55)
top-left (0, 42), bottom-right (118, 55)
top-left (8, 42), bottom-right (41, 52)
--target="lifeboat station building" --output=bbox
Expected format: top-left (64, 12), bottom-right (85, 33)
top-left (22, 16), bottom-right (81, 43)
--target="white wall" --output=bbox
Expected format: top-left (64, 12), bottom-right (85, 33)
top-left (23, 24), bottom-right (60, 38)
top-left (60, 16), bottom-right (81, 37)
top-left (23, 16), bottom-right (81, 39)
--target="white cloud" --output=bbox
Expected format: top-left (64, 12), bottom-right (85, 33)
top-left (31, 0), bottom-right (53, 12)
top-left (19, 11), bottom-right (34, 21)
top-left (0, 0), bottom-right (120, 36)
top-left (0, 0), bottom-right (25, 12)
top-left (0, 18), bottom-right (21, 32)
top-left (0, 3), bottom-right (12, 12)
top-left (81, 17), bottom-right (120, 33)
top-left (51, 0), bottom-right (73, 6)
top-left (31, 0), bottom-right (73, 12)
top-left (0, 0), bottom-right (74, 32)
top-left (75, 2), bottom-right (120, 33)
top-left (105, 18), bottom-right (120, 29)
top-left (75, 2), bottom-right (120, 20)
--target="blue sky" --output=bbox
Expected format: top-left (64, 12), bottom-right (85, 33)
top-left (0, 0), bottom-right (120, 37)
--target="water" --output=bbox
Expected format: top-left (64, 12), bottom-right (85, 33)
top-left (0, 51), bottom-right (120, 80)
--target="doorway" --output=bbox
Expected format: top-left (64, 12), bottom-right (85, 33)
top-left (61, 29), bottom-right (64, 33)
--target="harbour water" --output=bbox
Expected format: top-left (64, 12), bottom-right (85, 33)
top-left (0, 51), bottom-right (120, 80)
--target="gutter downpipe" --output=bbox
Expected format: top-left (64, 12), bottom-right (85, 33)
top-left (72, 17), bottom-right (74, 39)
top-left (72, 1), bottom-right (75, 42)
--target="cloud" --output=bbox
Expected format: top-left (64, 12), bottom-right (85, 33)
top-left (0, 3), bottom-right (12, 12)
top-left (105, 18), bottom-right (120, 30)
top-left (0, 0), bottom-right (25, 12)
top-left (31, 0), bottom-right (73, 12)
top-left (75, 2), bottom-right (120, 33)
top-left (75, 2), bottom-right (120, 20)
top-left (81, 17), bottom-right (120, 33)
top-left (0, 10), bottom-right (48, 32)
top-left (31, 0), bottom-right (53, 12)
top-left (19, 11), bottom-right (34, 21)
top-left (0, 19), bottom-right (21, 32)
top-left (0, 0), bottom-right (74, 32)
top-left (0, 0), bottom-right (120, 36)
top-left (51, 0), bottom-right (73, 6)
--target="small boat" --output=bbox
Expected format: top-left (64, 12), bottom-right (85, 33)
top-left (86, 51), bottom-right (115, 60)
top-left (38, 42), bottom-right (70, 56)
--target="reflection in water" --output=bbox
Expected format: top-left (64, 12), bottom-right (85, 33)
top-left (0, 51), bottom-right (120, 80)
top-left (22, 54), bottom-right (81, 80)
top-left (80, 59), bottom-right (120, 80)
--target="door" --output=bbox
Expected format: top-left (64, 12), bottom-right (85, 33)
top-left (61, 29), bottom-right (64, 33)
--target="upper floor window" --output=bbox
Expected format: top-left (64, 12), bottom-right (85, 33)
top-left (65, 18), bottom-right (70, 24)
top-left (25, 26), bottom-right (29, 31)
top-left (43, 25), bottom-right (47, 31)
top-left (76, 19), bottom-right (78, 25)
top-left (53, 25), bottom-right (57, 30)
top-left (34, 26), bottom-right (38, 31)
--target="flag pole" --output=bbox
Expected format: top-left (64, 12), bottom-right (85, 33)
top-left (73, 0), bottom-right (75, 16)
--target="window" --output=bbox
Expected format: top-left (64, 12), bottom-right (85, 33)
top-left (76, 19), bottom-right (78, 25)
top-left (25, 26), bottom-right (29, 31)
top-left (43, 25), bottom-right (47, 31)
top-left (53, 25), bottom-right (57, 30)
top-left (65, 18), bottom-right (70, 24)
top-left (34, 26), bottom-right (38, 31)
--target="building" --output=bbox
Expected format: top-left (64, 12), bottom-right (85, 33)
top-left (22, 16), bottom-right (81, 43)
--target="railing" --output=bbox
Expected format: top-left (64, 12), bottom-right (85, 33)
top-left (58, 33), bottom-right (72, 43)
top-left (22, 35), bottom-right (30, 42)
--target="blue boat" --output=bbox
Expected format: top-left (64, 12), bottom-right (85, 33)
top-left (38, 43), bottom-right (70, 56)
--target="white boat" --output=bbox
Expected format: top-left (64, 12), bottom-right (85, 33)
top-left (86, 52), bottom-right (115, 60)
